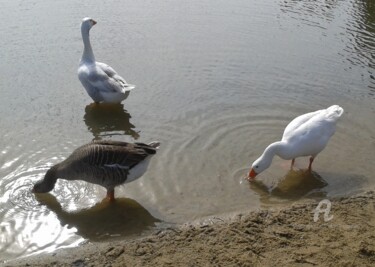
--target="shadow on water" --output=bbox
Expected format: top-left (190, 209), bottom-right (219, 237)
top-left (83, 103), bottom-right (140, 140)
top-left (250, 169), bottom-right (328, 204)
top-left (34, 194), bottom-right (160, 241)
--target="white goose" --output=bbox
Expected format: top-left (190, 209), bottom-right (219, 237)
top-left (247, 105), bottom-right (344, 180)
top-left (78, 17), bottom-right (135, 103)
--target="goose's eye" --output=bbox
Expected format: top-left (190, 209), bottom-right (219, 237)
top-left (255, 165), bottom-right (259, 169)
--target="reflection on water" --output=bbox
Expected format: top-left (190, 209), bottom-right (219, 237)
top-left (34, 194), bottom-right (160, 241)
top-left (84, 103), bottom-right (139, 140)
top-left (280, 0), bottom-right (340, 26)
top-left (280, 0), bottom-right (375, 97)
top-left (249, 168), bottom-right (370, 207)
top-left (250, 170), bottom-right (328, 204)
top-left (0, 189), bottom-right (80, 261)
top-left (347, 0), bottom-right (375, 94)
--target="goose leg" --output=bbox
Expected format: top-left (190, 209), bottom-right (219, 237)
top-left (290, 159), bottom-right (295, 170)
top-left (106, 189), bottom-right (115, 202)
top-left (308, 157), bottom-right (314, 172)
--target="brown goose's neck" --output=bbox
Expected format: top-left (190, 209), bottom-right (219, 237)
top-left (44, 164), bottom-right (59, 185)
top-left (33, 164), bottom-right (60, 193)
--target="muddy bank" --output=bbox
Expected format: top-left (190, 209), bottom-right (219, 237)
top-left (6, 191), bottom-right (375, 267)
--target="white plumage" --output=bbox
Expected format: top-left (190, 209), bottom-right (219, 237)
top-left (78, 17), bottom-right (135, 103)
top-left (248, 105), bottom-right (344, 179)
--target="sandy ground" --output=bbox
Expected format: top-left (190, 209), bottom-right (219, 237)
top-left (5, 191), bottom-right (375, 267)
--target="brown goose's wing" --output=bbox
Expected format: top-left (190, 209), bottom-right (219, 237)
top-left (92, 140), bottom-right (158, 155)
top-left (72, 141), bottom-right (151, 169)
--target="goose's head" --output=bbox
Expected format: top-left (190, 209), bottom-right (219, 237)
top-left (81, 17), bottom-right (97, 31)
top-left (32, 166), bottom-right (58, 193)
top-left (247, 156), bottom-right (271, 180)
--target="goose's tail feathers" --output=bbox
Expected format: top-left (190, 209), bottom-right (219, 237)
top-left (148, 141), bottom-right (161, 149)
top-left (124, 84), bottom-right (136, 91)
top-left (326, 105), bottom-right (344, 120)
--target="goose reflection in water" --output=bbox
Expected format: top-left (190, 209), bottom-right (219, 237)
top-left (34, 194), bottom-right (160, 241)
top-left (250, 169), bottom-right (328, 204)
top-left (84, 103), bottom-right (140, 140)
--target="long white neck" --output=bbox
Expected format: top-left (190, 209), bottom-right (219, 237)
top-left (81, 27), bottom-right (95, 63)
top-left (261, 141), bottom-right (290, 163)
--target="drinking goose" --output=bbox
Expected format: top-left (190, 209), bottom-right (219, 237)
top-left (78, 17), bottom-right (135, 103)
top-left (32, 140), bottom-right (160, 201)
top-left (248, 105), bottom-right (344, 180)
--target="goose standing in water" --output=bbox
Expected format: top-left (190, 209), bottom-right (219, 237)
top-left (78, 17), bottom-right (135, 103)
top-left (247, 105), bottom-right (344, 180)
top-left (32, 141), bottom-right (160, 201)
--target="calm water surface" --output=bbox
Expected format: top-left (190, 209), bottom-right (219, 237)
top-left (1, 0), bottom-right (375, 262)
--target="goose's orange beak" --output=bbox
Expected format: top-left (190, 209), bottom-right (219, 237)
top-left (247, 168), bottom-right (257, 180)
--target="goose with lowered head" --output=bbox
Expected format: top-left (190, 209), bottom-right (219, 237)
top-left (247, 105), bottom-right (344, 180)
top-left (78, 17), bottom-right (135, 103)
top-left (32, 140), bottom-right (160, 202)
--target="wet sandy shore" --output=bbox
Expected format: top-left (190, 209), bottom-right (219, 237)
top-left (6, 191), bottom-right (375, 267)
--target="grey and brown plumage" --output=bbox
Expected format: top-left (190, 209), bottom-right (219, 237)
top-left (32, 140), bottom-right (160, 201)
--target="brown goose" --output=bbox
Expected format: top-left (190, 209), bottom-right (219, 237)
top-left (32, 140), bottom-right (160, 201)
